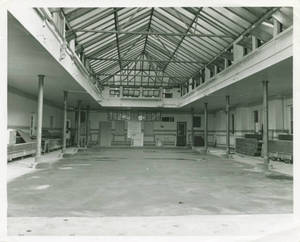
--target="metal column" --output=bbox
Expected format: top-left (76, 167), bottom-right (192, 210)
top-left (35, 75), bottom-right (44, 164)
top-left (85, 105), bottom-right (90, 147)
top-left (226, 96), bottom-right (230, 155)
top-left (62, 91), bottom-right (68, 153)
top-left (262, 80), bottom-right (269, 165)
top-left (191, 108), bottom-right (194, 147)
top-left (204, 102), bottom-right (208, 153)
top-left (77, 100), bottom-right (81, 147)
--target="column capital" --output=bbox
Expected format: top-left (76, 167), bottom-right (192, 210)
top-left (38, 74), bottom-right (45, 80)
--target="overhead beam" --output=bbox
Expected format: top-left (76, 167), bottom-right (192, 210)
top-left (97, 73), bottom-right (188, 79)
top-left (142, 8), bottom-right (154, 54)
top-left (69, 29), bottom-right (233, 38)
top-left (87, 57), bottom-right (203, 64)
top-left (199, 7), bottom-right (280, 74)
top-left (272, 9), bottom-right (292, 27)
top-left (162, 8), bottom-right (203, 72)
top-left (113, 8), bottom-right (122, 69)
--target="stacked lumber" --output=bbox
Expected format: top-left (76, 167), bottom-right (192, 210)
top-left (235, 138), bottom-right (262, 156)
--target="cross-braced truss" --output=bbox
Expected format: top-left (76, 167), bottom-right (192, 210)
top-left (59, 7), bottom-right (293, 88)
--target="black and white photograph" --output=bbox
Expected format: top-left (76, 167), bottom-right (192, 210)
top-left (0, 1), bottom-right (300, 241)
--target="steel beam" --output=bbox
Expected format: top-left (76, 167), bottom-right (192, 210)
top-left (98, 73), bottom-right (187, 79)
top-left (204, 102), bottom-right (208, 152)
top-left (262, 80), bottom-right (270, 166)
top-left (88, 57), bottom-right (203, 64)
top-left (199, 7), bottom-right (280, 75)
top-left (162, 8), bottom-right (203, 73)
top-left (226, 95), bottom-right (230, 156)
top-left (113, 8), bottom-right (122, 70)
top-left (85, 105), bottom-right (90, 147)
top-left (71, 29), bottom-right (233, 38)
top-left (77, 100), bottom-right (81, 147)
top-left (191, 108), bottom-right (194, 147)
top-left (62, 91), bottom-right (68, 153)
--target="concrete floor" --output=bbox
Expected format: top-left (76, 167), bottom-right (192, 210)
top-left (8, 148), bottom-right (292, 217)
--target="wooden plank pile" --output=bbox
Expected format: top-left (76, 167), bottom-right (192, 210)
top-left (235, 138), bottom-right (262, 156)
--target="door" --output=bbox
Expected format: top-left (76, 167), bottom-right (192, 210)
top-left (127, 120), bottom-right (143, 147)
top-left (177, 122), bottom-right (187, 146)
top-left (99, 121), bottom-right (112, 147)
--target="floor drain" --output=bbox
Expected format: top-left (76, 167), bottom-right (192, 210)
top-left (26, 230), bottom-right (31, 233)
top-left (178, 201), bottom-right (184, 204)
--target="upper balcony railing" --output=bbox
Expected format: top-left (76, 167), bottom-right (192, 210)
top-left (180, 7), bottom-right (293, 98)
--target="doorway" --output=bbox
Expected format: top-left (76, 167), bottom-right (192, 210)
top-left (99, 121), bottom-right (112, 147)
top-left (177, 122), bottom-right (187, 146)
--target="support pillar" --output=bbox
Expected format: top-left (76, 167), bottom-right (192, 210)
top-left (35, 75), bottom-right (45, 164)
top-left (224, 58), bottom-right (229, 69)
top-left (77, 100), bottom-right (81, 147)
top-left (191, 108), bottom-right (194, 147)
top-left (252, 36), bottom-right (258, 50)
top-left (214, 65), bottom-right (218, 76)
top-left (273, 18), bottom-right (280, 37)
top-left (85, 105), bottom-right (90, 147)
top-left (204, 102), bottom-right (208, 153)
top-left (262, 80), bottom-right (270, 166)
top-left (62, 91), bottom-right (68, 153)
top-left (226, 95), bottom-right (230, 156)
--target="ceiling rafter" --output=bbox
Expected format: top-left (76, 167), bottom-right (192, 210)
top-left (162, 7), bottom-right (203, 73)
top-left (113, 8), bottom-right (122, 70)
top-left (87, 57), bottom-right (204, 64)
top-left (62, 7), bottom-right (283, 88)
top-left (70, 29), bottom-right (233, 38)
top-left (189, 7), bottom-right (280, 83)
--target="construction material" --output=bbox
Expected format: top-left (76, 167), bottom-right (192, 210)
top-left (269, 140), bottom-right (293, 163)
top-left (235, 138), bottom-right (262, 156)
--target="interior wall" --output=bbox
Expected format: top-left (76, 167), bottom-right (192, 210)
top-left (7, 89), bottom-right (64, 132)
top-left (8, 86), bottom-right (292, 149)
top-left (211, 96), bottom-right (293, 147)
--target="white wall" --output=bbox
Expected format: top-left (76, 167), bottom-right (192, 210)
top-left (7, 89), bottom-right (64, 131)
top-left (211, 96), bottom-right (293, 147)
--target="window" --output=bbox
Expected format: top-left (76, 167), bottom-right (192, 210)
top-left (123, 88), bottom-right (140, 97)
top-left (109, 89), bottom-right (120, 97)
top-left (164, 93), bottom-right (173, 98)
top-left (142, 89), bottom-right (160, 98)
top-left (193, 116), bottom-right (201, 128)
top-left (161, 116), bottom-right (174, 122)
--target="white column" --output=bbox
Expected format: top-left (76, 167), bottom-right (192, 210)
top-left (204, 102), bottom-right (208, 152)
top-left (62, 91), bottom-right (68, 153)
top-left (226, 95), bottom-right (230, 155)
top-left (262, 80), bottom-right (270, 166)
top-left (35, 75), bottom-right (45, 164)
top-left (77, 100), bottom-right (81, 147)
